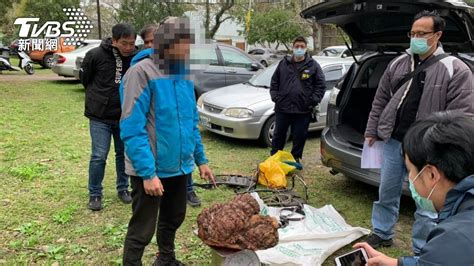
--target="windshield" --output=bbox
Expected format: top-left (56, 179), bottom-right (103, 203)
top-left (317, 48), bottom-right (345, 57)
top-left (248, 64), bottom-right (278, 88)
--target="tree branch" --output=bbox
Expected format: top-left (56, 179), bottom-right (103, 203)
top-left (209, 0), bottom-right (234, 38)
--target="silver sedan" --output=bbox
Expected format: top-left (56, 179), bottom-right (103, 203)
top-left (197, 57), bottom-right (354, 146)
top-left (51, 40), bottom-right (101, 77)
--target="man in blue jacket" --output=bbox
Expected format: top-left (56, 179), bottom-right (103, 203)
top-left (120, 17), bottom-right (214, 265)
top-left (354, 112), bottom-right (474, 265)
top-left (134, 20), bottom-right (204, 208)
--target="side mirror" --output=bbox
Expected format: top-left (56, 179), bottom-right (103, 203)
top-left (250, 62), bottom-right (261, 71)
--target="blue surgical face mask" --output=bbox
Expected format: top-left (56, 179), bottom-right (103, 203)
top-left (410, 37), bottom-right (434, 55)
top-left (409, 166), bottom-right (437, 213)
top-left (293, 48), bottom-right (306, 58)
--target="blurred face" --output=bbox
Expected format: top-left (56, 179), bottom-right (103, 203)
top-left (143, 31), bottom-right (154, 49)
top-left (112, 35), bottom-right (136, 57)
top-left (167, 38), bottom-right (191, 61)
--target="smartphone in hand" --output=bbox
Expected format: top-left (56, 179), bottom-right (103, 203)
top-left (335, 248), bottom-right (369, 266)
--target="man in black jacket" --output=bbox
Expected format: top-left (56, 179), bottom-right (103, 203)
top-left (80, 23), bottom-right (137, 211)
top-left (270, 36), bottom-right (326, 163)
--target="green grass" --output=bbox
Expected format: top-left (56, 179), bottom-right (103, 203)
top-left (0, 73), bottom-right (415, 264)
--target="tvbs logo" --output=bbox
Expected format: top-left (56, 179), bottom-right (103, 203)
top-left (15, 18), bottom-right (75, 38)
top-left (14, 7), bottom-right (92, 47)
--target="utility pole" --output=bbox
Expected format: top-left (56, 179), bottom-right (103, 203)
top-left (96, 0), bottom-right (102, 39)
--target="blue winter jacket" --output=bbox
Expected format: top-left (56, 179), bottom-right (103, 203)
top-left (399, 175), bottom-right (474, 265)
top-left (119, 48), bottom-right (208, 179)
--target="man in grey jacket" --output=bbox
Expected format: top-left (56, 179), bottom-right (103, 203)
top-left (364, 10), bottom-right (473, 254)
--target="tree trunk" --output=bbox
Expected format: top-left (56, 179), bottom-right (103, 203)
top-left (311, 21), bottom-right (321, 52)
top-left (205, 0), bottom-right (211, 39)
top-left (205, 0), bottom-right (235, 39)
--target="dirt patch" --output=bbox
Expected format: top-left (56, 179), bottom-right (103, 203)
top-left (0, 71), bottom-right (76, 82)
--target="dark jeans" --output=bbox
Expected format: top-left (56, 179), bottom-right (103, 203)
top-left (271, 112), bottom-right (311, 159)
top-left (187, 174), bottom-right (195, 193)
top-left (88, 119), bottom-right (129, 197)
top-left (123, 174), bottom-right (188, 265)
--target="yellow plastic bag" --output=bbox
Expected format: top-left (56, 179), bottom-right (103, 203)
top-left (258, 151), bottom-right (297, 188)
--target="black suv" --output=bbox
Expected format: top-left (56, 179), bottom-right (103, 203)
top-left (301, 0), bottom-right (473, 189)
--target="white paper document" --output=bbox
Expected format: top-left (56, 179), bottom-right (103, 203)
top-left (361, 140), bottom-right (384, 169)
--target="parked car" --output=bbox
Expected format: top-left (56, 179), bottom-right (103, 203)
top-left (73, 56), bottom-right (83, 80)
top-left (52, 40), bottom-right (101, 77)
top-left (29, 37), bottom-right (76, 68)
top-left (248, 48), bottom-right (282, 67)
top-left (191, 43), bottom-right (265, 97)
top-left (317, 45), bottom-right (352, 58)
top-left (197, 57), bottom-right (354, 146)
top-left (301, 0), bottom-right (474, 190)
top-left (72, 36), bottom-right (144, 80)
top-left (74, 43), bottom-right (263, 95)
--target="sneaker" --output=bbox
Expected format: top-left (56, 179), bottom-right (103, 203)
top-left (118, 190), bottom-right (132, 204)
top-left (366, 233), bottom-right (394, 249)
top-left (88, 196), bottom-right (102, 211)
top-left (187, 191), bottom-right (201, 207)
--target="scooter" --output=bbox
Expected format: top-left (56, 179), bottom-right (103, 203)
top-left (0, 47), bottom-right (34, 75)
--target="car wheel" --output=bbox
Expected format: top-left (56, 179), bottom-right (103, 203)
top-left (261, 60), bottom-right (268, 67)
top-left (43, 54), bottom-right (54, 69)
top-left (260, 116), bottom-right (290, 147)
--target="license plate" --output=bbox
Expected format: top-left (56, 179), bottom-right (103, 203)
top-left (199, 116), bottom-right (211, 128)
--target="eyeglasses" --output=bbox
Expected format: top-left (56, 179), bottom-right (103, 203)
top-left (407, 31), bottom-right (435, 38)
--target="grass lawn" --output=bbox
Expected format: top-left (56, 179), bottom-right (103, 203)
top-left (0, 70), bottom-right (416, 264)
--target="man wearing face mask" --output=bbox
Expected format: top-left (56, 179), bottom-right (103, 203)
top-left (364, 10), bottom-right (473, 253)
top-left (80, 23), bottom-right (137, 211)
top-left (354, 112), bottom-right (474, 266)
top-left (270, 36), bottom-right (326, 164)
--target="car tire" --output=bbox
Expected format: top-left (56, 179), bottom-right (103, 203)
top-left (42, 53), bottom-right (54, 69)
top-left (259, 115), bottom-right (290, 147)
top-left (261, 60), bottom-right (268, 67)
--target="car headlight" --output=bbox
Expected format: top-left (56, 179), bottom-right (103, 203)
top-left (328, 87), bottom-right (340, 105)
top-left (224, 108), bottom-right (254, 118)
top-left (197, 96), bottom-right (204, 109)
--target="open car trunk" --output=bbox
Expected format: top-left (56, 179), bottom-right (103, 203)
top-left (335, 54), bottom-right (398, 148)
top-left (301, 0), bottom-right (474, 53)
top-left (302, 0), bottom-right (474, 149)
top-left (336, 51), bottom-right (473, 149)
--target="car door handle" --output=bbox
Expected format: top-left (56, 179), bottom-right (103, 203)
top-left (226, 69), bottom-right (237, 73)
